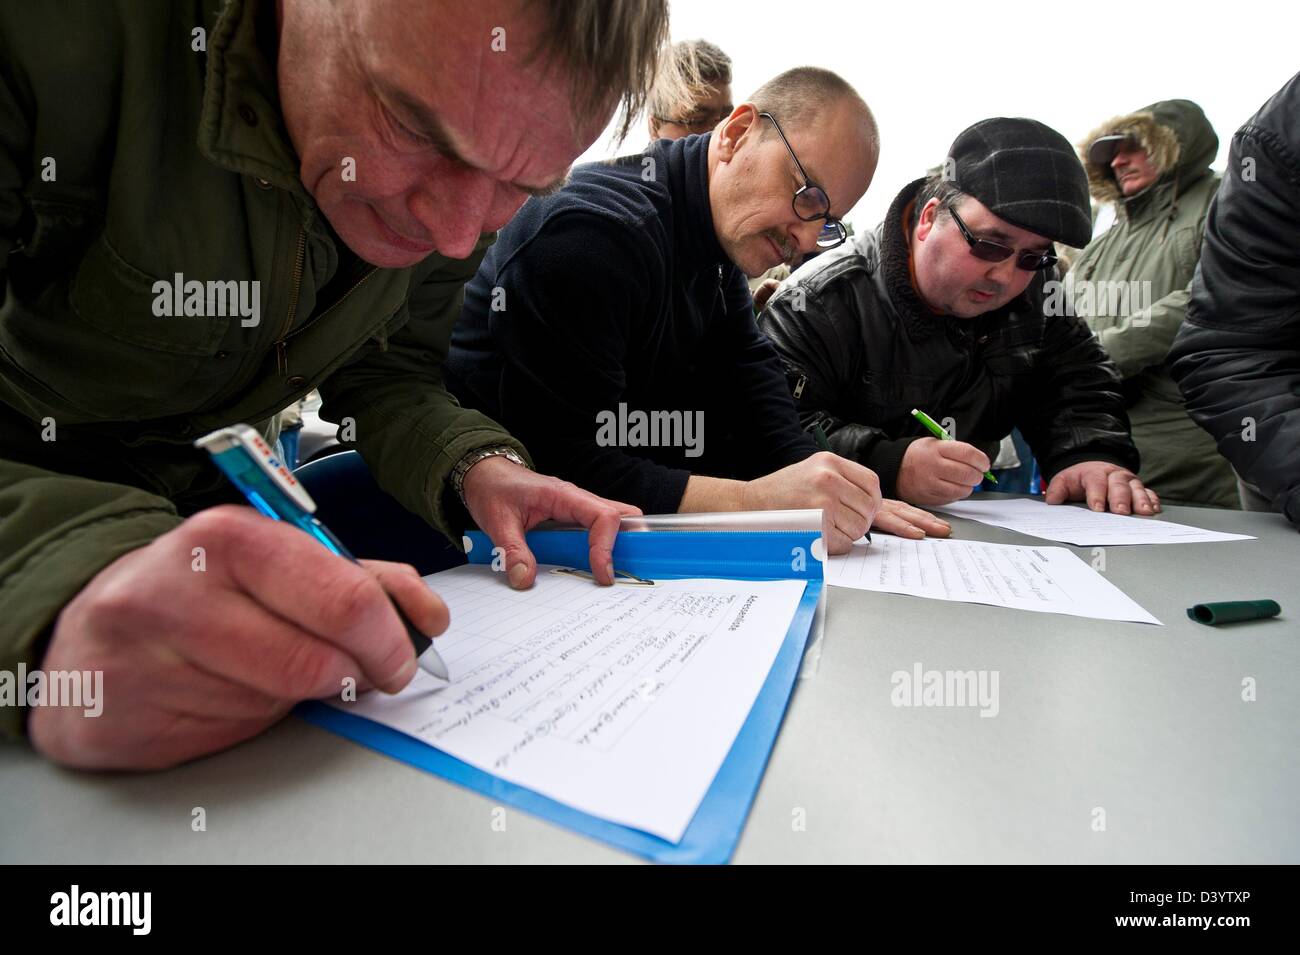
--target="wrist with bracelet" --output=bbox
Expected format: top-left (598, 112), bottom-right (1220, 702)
top-left (449, 446), bottom-right (528, 507)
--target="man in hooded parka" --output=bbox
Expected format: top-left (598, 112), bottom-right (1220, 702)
top-left (1068, 100), bottom-right (1237, 508)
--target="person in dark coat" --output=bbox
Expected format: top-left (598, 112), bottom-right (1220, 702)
top-left (1170, 72), bottom-right (1300, 527)
top-left (760, 118), bottom-right (1156, 515)
top-left (450, 68), bottom-right (952, 548)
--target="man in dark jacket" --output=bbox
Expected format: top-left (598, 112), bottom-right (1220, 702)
top-left (761, 119), bottom-right (1156, 515)
top-left (1170, 72), bottom-right (1300, 527)
top-left (449, 68), bottom-right (952, 549)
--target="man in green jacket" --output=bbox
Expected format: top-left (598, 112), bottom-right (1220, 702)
top-left (1065, 100), bottom-right (1238, 508)
top-left (0, 0), bottom-right (669, 768)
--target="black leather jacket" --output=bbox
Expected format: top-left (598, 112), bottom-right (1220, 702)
top-left (759, 179), bottom-right (1138, 497)
top-left (1171, 71), bottom-right (1300, 526)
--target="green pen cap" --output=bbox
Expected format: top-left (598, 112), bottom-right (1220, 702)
top-left (1186, 600), bottom-right (1282, 626)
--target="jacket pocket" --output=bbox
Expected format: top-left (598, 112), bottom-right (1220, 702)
top-left (71, 233), bottom-right (229, 353)
top-left (56, 232), bottom-right (233, 418)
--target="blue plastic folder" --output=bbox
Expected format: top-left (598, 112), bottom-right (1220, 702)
top-left (298, 524), bottom-right (824, 864)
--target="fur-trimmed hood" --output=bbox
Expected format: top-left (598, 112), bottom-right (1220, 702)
top-left (1079, 99), bottom-right (1218, 206)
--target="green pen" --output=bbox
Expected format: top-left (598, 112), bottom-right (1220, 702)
top-left (910, 408), bottom-right (998, 485)
top-left (812, 422), bottom-right (833, 452)
top-left (812, 422), bottom-right (870, 543)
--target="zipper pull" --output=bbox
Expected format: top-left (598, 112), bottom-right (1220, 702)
top-left (275, 339), bottom-right (288, 376)
top-left (793, 373), bottom-right (807, 400)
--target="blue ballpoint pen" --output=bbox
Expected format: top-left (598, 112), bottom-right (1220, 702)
top-left (194, 424), bottom-right (450, 681)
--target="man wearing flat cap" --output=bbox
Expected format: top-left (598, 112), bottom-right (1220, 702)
top-left (760, 118), bottom-right (1158, 515)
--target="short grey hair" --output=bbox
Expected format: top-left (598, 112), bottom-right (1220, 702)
top-left (526, 0), bottom-right (674, 143)
top-left (748, 67), bottom-right (878, 149)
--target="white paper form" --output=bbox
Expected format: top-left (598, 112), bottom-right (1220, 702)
top-left (825, 536), bottom-right (1161, 624)
top-left (331, 564), bottom-right (808, 843)
top-left (935, 498), bottom-right (1255, 545)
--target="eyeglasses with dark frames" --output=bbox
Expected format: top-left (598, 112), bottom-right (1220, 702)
top-left (758, 111), bottom-right (848, 250)
top-left (947, 204), bottom-right (1058, 271)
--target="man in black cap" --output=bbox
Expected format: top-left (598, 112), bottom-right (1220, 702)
top-left (760, 118), bottom-right (1157, 514)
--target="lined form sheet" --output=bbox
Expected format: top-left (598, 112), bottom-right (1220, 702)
top-left (331, 564), bottom-right (808, 843)
top-left (825, 535), bottom-right (1160, 624)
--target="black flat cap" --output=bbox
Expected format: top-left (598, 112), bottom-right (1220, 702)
top-left (947, 117), bottom-right (1093, 248)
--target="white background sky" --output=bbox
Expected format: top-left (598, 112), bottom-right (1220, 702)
top-left (578, 0), bottom-right (1298, 233)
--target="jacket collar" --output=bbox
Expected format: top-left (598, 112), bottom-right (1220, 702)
top-left (1118, 177), bottom-right (1168, 222)
top-left (878, 179), bottom-right (948, 341)
top-left (1119, 166), bottom-right (1211, 224)
top-left (647, 133), bottom-right (729, 271)
top-left (197, 0), bottom-right (309, 199)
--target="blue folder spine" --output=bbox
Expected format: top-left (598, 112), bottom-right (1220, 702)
top-left (463, 528), bottom-right (825, 581)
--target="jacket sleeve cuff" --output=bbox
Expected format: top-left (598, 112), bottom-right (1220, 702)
top-left (658, 468), bottom-right (693, 515)
top-left (423, 426), bottom-right (534, 540)
top-left (864, 437), bottom-right (920, 499)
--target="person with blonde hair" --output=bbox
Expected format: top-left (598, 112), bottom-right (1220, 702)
top-left (647, 39), bottom-right (733, 141)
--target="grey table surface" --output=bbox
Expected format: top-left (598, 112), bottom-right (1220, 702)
top-left (2, 497), bottom-right (1296, 864)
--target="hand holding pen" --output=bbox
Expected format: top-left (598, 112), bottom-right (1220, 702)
top-left (893, 410), bottom-right (997, 506)
top-left (30, 502), bottom-right (446, 771)
top-left (196, 425), bottom-right (451, 680)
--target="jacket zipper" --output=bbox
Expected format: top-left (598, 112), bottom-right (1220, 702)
top-left (283, 265), bottom-right (380, 347)
top-left (273, 234), bottom-right (385, 376)
top-left (238, 265), bottom-right (381, 428)
top-left (274, 229), bottom-right (308, 377)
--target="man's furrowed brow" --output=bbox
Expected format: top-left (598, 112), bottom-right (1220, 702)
top-left (378, 82), bottom-right (569, 198)
top-left (379, 83), bottom-right (464, 153)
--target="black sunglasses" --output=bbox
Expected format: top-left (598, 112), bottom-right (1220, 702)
top-left (758, 112), bottom-right (848, 250)
top-left (948, 205), bottom-right (1057, 271)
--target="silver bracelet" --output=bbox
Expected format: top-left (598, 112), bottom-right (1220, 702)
top-left (450, 446), bottom-right (527, 506)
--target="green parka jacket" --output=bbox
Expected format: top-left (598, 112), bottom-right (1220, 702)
top-left (0, 0), bottom-right (529, 738)
top-left (1067, 99), bottom-right (1237, 508)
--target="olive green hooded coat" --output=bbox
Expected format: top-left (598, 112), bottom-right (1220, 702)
top-left (1067, 100), bottom-right (1237, 508)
